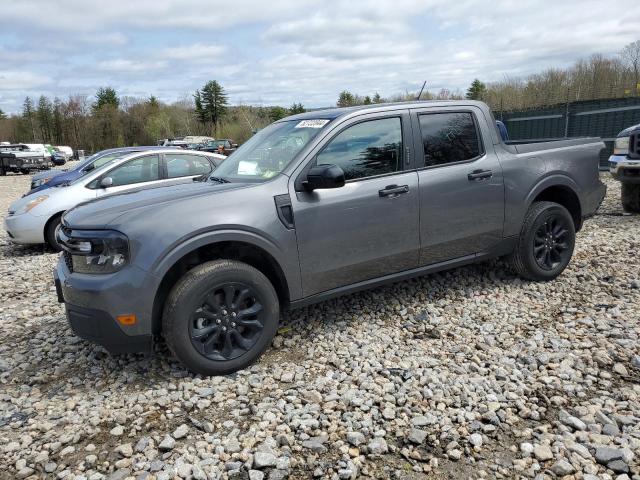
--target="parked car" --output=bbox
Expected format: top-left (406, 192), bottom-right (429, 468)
top-left (608, 123), bottom-right (640, 212)
top-left (28, 146), bottom-right (187, 194)
top-left (199, 139), bottom-right (238, 155)
top-left (51, 150), bottom-right (67, 166)
top-left (55, 100), bottom-right (605, 375)
top-left (0, 143), bottom-right (51, 175)
top-left (5, 149), bottom-right (225, 250)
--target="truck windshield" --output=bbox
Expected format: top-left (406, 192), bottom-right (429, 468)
top-left (211, 119), bottom-right (330, 182)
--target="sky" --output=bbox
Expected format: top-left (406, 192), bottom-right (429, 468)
top-left (0, 0), bottom-right (638, 114)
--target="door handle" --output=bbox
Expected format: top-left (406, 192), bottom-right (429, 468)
top-left (467, 169), bottom-right (493, 181)
top-left (379, 184), bottom-right (410, 197)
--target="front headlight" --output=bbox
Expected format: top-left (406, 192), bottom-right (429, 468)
top-left (17, 195), bottom-right (49, 214)
top-left (58, 228), bottom-right (129, 274)
top-left (614, 136), bottom-right (629, 155)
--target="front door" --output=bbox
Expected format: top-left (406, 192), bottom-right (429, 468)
top-left (291, 113), bottom-right (421, 297)
top-left (411, 107), bottom-right (505, 265)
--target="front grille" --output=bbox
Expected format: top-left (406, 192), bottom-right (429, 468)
top-left (63, 251), bottom-right (74, 273)
top-left (631, 133), bottom-right (640, 159)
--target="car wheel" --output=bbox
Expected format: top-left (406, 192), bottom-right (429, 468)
top-left (621, 183), bottom-right (640, 213)
top-left (20, 169), bottom-right (30, 175)
top-left (162, 259), bottom-right (280, 376)
top-left (45, 214), bottom-right (63, 251)
top-left (0, 166), bottom-right (5, 176)
top-left (509, 201), bottom-right (575, 281)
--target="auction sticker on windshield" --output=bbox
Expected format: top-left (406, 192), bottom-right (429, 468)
top-left (295, 120), bottom-right (329, 129)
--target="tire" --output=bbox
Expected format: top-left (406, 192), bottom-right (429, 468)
top-left (45, 214), bottom-right (63, 251)
top-left (20, 169), bottom-right (30, 175)
top-left (162, 259), bottom-right (280, 376)
top-left (510, 201), bottom-right (575, 281)
top-left (0, 166), bottom-right (5, 176)
top-left (621, 183), bottom-right (640, 213)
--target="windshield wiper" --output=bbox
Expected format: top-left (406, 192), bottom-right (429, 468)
top-left (209, 176), bottom-right (230, 184)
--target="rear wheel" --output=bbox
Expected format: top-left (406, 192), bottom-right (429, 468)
top-left (0, 166), bottom-right (5, 176)
top-left (162, 260), bottom-right (280, 376)
top-left (510, 201), bottom-right (575, 281)
top-left (45, 214), bottom-right (63, 251)
top-left (20, 169), bottom-right (30, 175)
top-left (621, 183), bottom-right (640, 213)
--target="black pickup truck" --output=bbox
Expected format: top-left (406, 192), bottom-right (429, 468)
top-left (0, 144), bottom-right (51, 175)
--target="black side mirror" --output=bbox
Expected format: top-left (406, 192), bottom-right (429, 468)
top-left (303, 164), bottom-right (345, 191)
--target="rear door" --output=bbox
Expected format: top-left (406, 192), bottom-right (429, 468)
top-left (291, 111), bottom-right (421, 297)
top-left (410, 106), bottom-right (505, 265)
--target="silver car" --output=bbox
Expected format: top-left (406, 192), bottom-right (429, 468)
top-left (5, 149), bottom-right (225, 249)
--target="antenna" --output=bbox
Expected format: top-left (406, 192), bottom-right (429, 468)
top-left (416, 81), bottom-right (427, 100)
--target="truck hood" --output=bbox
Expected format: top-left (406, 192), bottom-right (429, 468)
top-left (63, 181), bottom-right (251, 229)
top-left (618, 123), bottom-right (640, 137)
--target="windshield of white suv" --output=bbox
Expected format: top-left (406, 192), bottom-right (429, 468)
top-left (211, 119), bottom-right (330, 182)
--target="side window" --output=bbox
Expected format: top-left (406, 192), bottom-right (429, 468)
top-left (106, 155), bottom-right (160, 187)
top-left (166, 154), bottom-right (212, 178)
top-left (316, 117), bottom-right (402, 181)
top-left (418, 112), bottom-right (482, 167)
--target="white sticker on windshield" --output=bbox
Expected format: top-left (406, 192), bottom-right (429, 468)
top-left (238, 161), bottom-right (258, 175)
top-left (295, 119), bottom-right (329, 129)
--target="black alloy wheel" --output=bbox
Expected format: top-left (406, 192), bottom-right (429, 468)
top-left (189, 282), bottom-right (265, 361)
top-left (163, 259), bottom-right (280, 376)
top-left (533, 215), bottom-right (571, 271)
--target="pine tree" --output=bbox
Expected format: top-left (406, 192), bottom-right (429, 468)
top-left (0, 108), bottom-right (6, 120)
top-left (372, 92), bottom-right (382, 103)
top-left (289, 103), bottom-right (305, 114)
top-left (194, 80), bottom-right (228, 133)
top-left (466, 79), bottom-right (487, 100)
top-left (22, 97), bottom-right (36, 142)
top-left (363, 96), bottom-right (372, 105)
top-left (337, 91), bottom-right (355, 107)
top-left (269, 106), bottom-right (288, 122)
top-left (93, 87), bottom-right (120, 112)
top-left (37, 95), bottom-right (53, 142)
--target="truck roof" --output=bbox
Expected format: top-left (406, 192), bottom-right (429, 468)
top-left (283, 100), bottom-right (490, 122)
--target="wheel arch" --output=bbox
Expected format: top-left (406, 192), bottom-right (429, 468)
top-left (43, 211), bottom-right (65, 244)
top-left (526, 176), bottom-right (583, 231)
top-left (151, 237), bottom-right (291, 335)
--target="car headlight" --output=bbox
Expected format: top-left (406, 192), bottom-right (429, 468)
top-left (31, 178), bottom-right (47, 188)
top-left (614, 136), bottom-right (629, 155)
top-left (16, 195), bottom-right (49, 214)
top-left (57, 228), bottom-right (129, 274)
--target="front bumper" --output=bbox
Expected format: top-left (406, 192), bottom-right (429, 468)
top-left (609, 155), bottom-right (640, 184)
top-left (54, 258), bottom-right (154, 354)
top-left (3, 212), bottom-right (45, 244)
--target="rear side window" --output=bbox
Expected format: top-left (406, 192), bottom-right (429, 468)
top-left (316, 117), bottom-right (403, 181)
top-left (418, 112), bottom-right (482, 167)
top-left (107, 155), bottom-right (160, 187)
top-left (166, 154), bottom-right (212, 178)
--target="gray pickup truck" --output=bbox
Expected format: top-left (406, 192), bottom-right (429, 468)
top-left (54, 101), bottom-right (606, 375)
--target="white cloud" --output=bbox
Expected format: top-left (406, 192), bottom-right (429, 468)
top-left (0, 71), bottom-right (50, 91)
top-left (96, 59), bottom-right (169, 73)
top-left (162, 43), bottom-right (226, 61)
top-left (0, 0), bottom-right (639, 112)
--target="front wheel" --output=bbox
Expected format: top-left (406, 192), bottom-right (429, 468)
top-left (162, 260), bottom-right (280, 376)
top-left (45, 214), bottom-right (63, 251)
top-left (621, 183), bottom-right (640, 213)
top-left (509, 201), bottom-right (575, 281)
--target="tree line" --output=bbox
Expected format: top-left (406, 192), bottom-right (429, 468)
top-left (0, 81), bottom-right (307, 153)
top-left (1, 39), bottom-right (639, 150)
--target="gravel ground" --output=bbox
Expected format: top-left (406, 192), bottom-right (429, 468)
top-left (0, 172), bottom-right (638, 480)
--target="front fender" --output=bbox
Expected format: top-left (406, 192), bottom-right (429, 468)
top-left (149, 228), bottom-right (302, 301)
